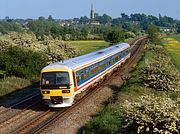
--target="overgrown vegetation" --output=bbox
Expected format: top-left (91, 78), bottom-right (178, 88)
top-left (0, 32), bottom-right (78, 63)
top-left (122, 95), bottom-right (180, 134)
top-left (0, 21), bottom-right (23, 34)
top-left (105, 30), bottom-right (125, 44)
top-left (140, 45), bottom-right (180, 92)
top-left (82, 43), bottom-right (180, 134)
top-left (147, 25), bottom-right (161, 45)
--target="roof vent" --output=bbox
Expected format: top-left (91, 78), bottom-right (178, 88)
top-left (116, 45), bottom-right (119, 48)
top-left (98, 51), bottom-right (104, 54)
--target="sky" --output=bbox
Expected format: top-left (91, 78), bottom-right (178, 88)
top-left (0, 0), bottom-right (180, 20)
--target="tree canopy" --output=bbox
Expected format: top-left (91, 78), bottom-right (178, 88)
top-left (147, 25), bottom-right (161, 45)
top-left (105, 30), bottom-right (125, 44)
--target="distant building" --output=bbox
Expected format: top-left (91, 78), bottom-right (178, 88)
top-left (90, 21), bottom-right (100, 25)
top-left (90, 3), bottom-right (95, 20)
top-left (160, 27), bottom-right (176, 32)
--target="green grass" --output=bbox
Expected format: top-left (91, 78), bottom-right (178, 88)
top-left (0, 77), bottom-right (40, 107)
top-left (67, 40), bottom-right (110, 55)
top-left (82, 105), bottom-right (123, 134)
top-left (0, 76), bottom-right (31, 97)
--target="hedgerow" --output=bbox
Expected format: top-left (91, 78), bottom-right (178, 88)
top-left (140, 45), bottom-right (180, 92)
top-left (122, 95), bottom-right (180, 134)
top-left (0, 32), bottom-right (78, 63)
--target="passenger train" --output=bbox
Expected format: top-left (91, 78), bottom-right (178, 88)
top-left (40, 43), bottom-right (130, 107)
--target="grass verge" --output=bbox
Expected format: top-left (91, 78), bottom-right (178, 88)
top-left (0, 76), bottom-right (31, 97)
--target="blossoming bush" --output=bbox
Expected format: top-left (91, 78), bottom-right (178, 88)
top-left (140, 45), bottom-right (180, 92)
top-left (0, 32), bottom-right (78, 63)
top-left (122, 95), bottom-right (180, 134)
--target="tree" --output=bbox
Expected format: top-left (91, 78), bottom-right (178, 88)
top-left (0, 22), bottom-right (23, 34)
top-left (147, 25), bottom-right (160, 45)
top-left (38, 16), bottom-right (46, 20)
top-left (48, 15), bottom-right (54, 21)
top-left (79, 16), bottom-right (89, 24)
top-left (121, 13), bottom-right (129, 20)
top-left (105, 30), bottom-right (125, 44)
top-left (177, 23), bottom-right (180, 33)
top-left (0, 46), bottom-right (48, 78)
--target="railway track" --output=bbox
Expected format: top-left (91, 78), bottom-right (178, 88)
top-left (10, 37), bottom-right (147, 134)
top-left (0, 92), bottom-right (42, 127)
top-left (0, 92), bottom-right (39, 114)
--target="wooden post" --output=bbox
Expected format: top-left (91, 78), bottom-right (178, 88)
top-left (0, 70), bottom-right (6, 79)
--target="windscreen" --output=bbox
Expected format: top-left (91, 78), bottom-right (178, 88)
top-left (41, 72), bottom-right (70, 89)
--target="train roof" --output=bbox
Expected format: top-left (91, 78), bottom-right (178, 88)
top-left (42, 42), bottom-right (130, 71)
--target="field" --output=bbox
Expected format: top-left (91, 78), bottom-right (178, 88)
top-left (163, 35), bottom-right (180, 71)
top-left (67, 40), bottom-right (110, 55)
top-left (167, 34), bottom-right (180, 42)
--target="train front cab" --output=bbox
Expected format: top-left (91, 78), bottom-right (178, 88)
top-left (40, 68), bottom-right (74, 107)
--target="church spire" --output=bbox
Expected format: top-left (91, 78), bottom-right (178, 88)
top-left (90, 3), bottom-right (95, 19)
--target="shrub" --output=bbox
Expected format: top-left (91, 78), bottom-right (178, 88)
top-left (105, 30), bottom-right (125, 44)
top-left (0, 46), bottom-right (48, 78)
top-left (0, 32), bottom-right (78, 63)
top-left (42, 37), bottom-right (78, 63)
top-left (122, 95), bottom-right (180, 134)
top-left (140, 45), bottom-right (180, 92)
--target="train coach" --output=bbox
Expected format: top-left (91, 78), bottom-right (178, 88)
top-left (40, 43), bottom-right (130, 107)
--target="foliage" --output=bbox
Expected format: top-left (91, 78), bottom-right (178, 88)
top-left (122, 95), bottom-right (180, 134)
top-left (140, 45), bottom-right (180, 92)
top-left (28, 19), bottom-right (115, 40)
top-left (94, 14), bottom-right (112, 24)
top-left (147, 25), bottom-right (161, 45)
top-left (105, 30), bottom-right (125, 44)
top-left (42, 37), bottom-right (78, 62)
top-left (0, 32), bottom-right (78, 63)
top-left (0, 46), bottom-right (48, 78)
top-left (0, 21), bottom-right (23, 34)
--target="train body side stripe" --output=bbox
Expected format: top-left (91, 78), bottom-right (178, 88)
top-left (74, 54), bottom-right (130, 92)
